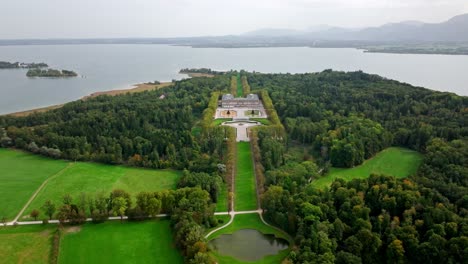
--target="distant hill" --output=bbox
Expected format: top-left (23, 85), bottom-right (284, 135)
top-left (0, 14), bottom-right (466, 49)
top-left (242, 13), bottom-right (468, 42)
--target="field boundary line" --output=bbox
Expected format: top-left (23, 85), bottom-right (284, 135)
top-left (10, 162), bottom-right (75, 224)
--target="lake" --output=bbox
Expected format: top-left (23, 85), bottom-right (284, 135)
top-left (0, 44), bottom-right (467, 114)
top-left (209, 229), bottom-right (289, 261)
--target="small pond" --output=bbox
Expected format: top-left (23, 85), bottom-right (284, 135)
top-left (209, 229), bottom-right (289, 261)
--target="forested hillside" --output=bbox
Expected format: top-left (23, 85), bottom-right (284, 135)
top-left (247, 71), bottom-right (468, 263)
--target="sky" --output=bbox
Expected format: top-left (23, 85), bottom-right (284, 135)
top-left (1, 0), bottom-right (467, 39)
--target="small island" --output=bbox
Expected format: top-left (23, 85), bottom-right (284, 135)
top-left (179, 68), bottom-right (224, 77)
top-left (26, 68), bottom-right (78, 77)
top-left (0, 61), bottom-right (48, 69)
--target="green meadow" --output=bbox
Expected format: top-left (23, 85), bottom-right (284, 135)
top-left (24, 161), bottom-right (180, 218)
top-left (311, 147), bottom-right (423, 189)
top-left (0, 149), bottom-right (69, 220)
top-left (0, 225), bottom-right (55, 264)
top-left (59, 220), bottom-right (183, 264)
top-left (0, 148), bottom-right (180, 220)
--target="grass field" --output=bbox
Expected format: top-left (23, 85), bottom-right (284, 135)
top-left (237, 74), bottom-right (243, 97)
top-left (0, 149), bottom-right (69, 220)
top-left (59, 220), bottom-right (183, 264)
top-left (235, 142), bottom-right (258, 211)
top-left (0, 225), bottom-right (55, 264)
top-left (207, 214), bottom-right (291, 264)
top-left (311, 147), bottom-right (423, 189)
top-left (24, 162), bottom-right (181, 218)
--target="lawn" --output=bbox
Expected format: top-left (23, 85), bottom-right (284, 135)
top-left (24, 162), bottom-right (181, 218)
top-left (250, 118), bottom-right (271, 125)
top-left (207, 214), bottom-right (291, 264)
top-left (213, 118), bottom-right (232, 126)
top-left (235, 142), bottom-right (258, 211)
top-left (59, 220), bottom-right (183, 264)
top-left (0, 148), bottom-right (69, 220)
top-left (311, 147), bottom-right (423, 189)
top-left (216, 183), bottom-right (229, 212)
top-left (0, 224), bottom-right (55, 264)
top-left (237, 74), bottom-right (243, 97)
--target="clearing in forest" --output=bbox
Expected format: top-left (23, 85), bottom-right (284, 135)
top-left (311, 147), bottom-right (423, 189)
top-left (59, 220), bottom-right (183, 264)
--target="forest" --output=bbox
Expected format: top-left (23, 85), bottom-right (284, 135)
top-left (247, 71), bottom-right (467, 263)
top-left (0, 75), bottom-right (231, 171)
top-left (1, 70), bottom-right (467, 263)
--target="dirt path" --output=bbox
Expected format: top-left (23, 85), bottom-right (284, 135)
top-left (8, 163), bottom-right (74, 224)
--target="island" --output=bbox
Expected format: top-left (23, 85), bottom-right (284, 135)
top-left (0, 61), bottom-right (48, 69)
top-left (26, 68), bottom-right (78, 77)
top-left (179, 68), bottom-right (224, 77)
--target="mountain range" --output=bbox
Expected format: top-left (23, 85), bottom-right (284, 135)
top-left (0, 14), bottom-right (467, 48)
top-left (241, 13), bottom-right (468, 42)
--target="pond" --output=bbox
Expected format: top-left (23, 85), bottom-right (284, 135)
top-left (209, 229), bottom-right (289, 261)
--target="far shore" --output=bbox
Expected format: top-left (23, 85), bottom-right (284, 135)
top-left (5, 82), bottom-right (172, 117)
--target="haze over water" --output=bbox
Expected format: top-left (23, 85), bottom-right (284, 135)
top-left (0, 44), bottom-right (467, 114)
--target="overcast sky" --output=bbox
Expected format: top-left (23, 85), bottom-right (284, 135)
top-left (1, 0), bottom-right (467, 39)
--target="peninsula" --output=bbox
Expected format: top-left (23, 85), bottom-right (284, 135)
top-left (0, 61), bottom-right (48, 69)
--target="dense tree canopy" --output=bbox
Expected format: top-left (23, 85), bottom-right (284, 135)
top-left (248, 71), bottom-right (467, 263)
top-left (248, 70), bottom-right (467, 167)
top-left (0, 75), bottom-right (230, 171)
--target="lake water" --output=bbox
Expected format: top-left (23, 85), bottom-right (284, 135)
top-left (0, 44), bottom-right (467, 114)
top-left (209, 229), bottom-right (289, 261)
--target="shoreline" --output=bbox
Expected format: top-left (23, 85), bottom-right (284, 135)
top-left (5, 82), bottom-right (173, 117)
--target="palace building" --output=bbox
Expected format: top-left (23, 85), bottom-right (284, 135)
top-left (220, 94), bottom-right (261, 108)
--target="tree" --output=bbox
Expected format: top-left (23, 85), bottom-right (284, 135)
top-left (0, 136), bottom-right (12, 147)
top-left (387, 239), bottom-right (405, 264)
top-left (42, 200), bottom-right (56, 220)
top-left (112, 197), bottom-right (127, 220)
top-left (147, 197), bottom-right (161, 217)
top-left (30, 209), bottom-right (40, 221)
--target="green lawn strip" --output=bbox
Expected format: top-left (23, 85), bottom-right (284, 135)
top-left (24, 162), bottom-right (181, 219)
top-left (237, 74), bottom-right (243, 97)
top-left (207, 214), bottom-right (291, 264)
top-left (250, 118), bottom-right (271, 125)
top-left (213, 118), bottom-right (232, 126)
top-left (216, 183), bottom-right (229, 212)
top-left (235, 142), bottom-right (257, 211)
top-left (0, 224), bottom-right (55, 264)
top-left (0, 148), bottom-right (69, 220)
top-left (311, 147), bottom-right (424, 189)
top-left (58, 220), bottom-right (183, 264)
